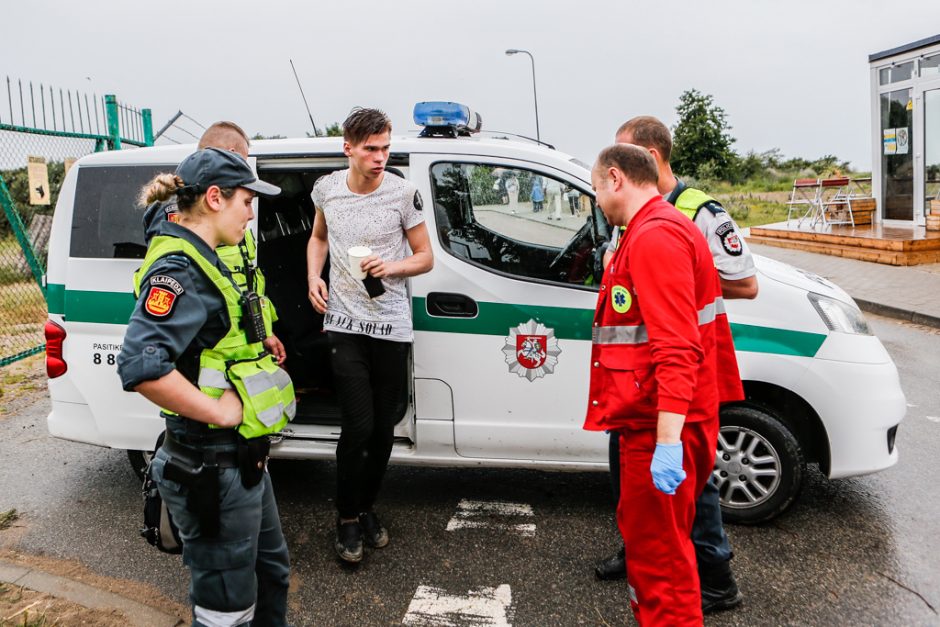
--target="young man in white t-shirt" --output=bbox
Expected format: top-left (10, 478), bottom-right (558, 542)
top-left (306, 108), bottom-right (433, 564)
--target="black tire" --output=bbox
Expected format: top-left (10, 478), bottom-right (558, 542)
top-left (716, 405), bottom-right (804, 525)
top-left (127, 432), bottom-right (166, 482)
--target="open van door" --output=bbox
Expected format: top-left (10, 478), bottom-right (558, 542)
top-left (409, 154), bottom-right (609, 464)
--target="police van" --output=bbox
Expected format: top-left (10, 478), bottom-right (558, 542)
top-left (43, 102), bottom-right (905, 524)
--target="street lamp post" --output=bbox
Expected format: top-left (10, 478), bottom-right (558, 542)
top-left (505, 48), bottom-right (540, 143)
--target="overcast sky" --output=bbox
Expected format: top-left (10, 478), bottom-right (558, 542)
top-left (3, 1), bottom-right (939, 171)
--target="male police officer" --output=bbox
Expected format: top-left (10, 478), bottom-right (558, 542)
top-left (594, 116), bottom-right (755, 614)
top-left (585, 143), bottom-right (731, 625)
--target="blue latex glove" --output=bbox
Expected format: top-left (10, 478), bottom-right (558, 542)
top-left (650, 442), bottom-right (686, 495)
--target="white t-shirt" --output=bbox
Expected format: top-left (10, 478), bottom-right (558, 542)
top-left (311, 169), bottom-right (425, 342)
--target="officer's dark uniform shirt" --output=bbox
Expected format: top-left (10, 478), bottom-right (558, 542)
top-left (117, 221), bottom-right (231, 393)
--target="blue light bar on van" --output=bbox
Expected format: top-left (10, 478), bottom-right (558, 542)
top-left (414, 101), bottom-right (482, 137)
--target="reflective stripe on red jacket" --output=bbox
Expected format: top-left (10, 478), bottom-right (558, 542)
top-left (583, 196), bottom-right (740, 432)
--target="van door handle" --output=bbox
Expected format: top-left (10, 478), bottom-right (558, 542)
top-left (426, 292), bottom-right (478, 318)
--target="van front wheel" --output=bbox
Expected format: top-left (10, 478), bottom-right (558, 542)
top-left (715, 405), bottom-right (804, 525)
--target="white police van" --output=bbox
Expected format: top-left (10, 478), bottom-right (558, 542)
top-left (43, 102), bottom-right (905, 523)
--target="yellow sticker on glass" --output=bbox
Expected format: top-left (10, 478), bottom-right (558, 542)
top-left (611, 285), bottom-right (632, 314)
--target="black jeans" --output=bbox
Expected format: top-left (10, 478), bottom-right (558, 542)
top-left (328, 332), bottom-right (409, 520)
top-left (608, 431), bottom-right (732, 569)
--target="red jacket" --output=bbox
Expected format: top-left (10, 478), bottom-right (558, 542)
top-left (583, 196), bottom-right (740, 431)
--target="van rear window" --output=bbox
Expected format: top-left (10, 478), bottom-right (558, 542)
top-left (70, 165), bottom-right (173, 259)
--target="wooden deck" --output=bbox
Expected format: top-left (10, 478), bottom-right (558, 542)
top-left (748, 221), bottom-right (940, 266)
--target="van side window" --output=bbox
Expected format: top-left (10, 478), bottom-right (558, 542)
top-left (429, 162), bottom-right (609, 287)
top-left (70, 165), bottom-right (170, 259)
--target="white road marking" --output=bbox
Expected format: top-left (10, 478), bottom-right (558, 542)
top-left (446, 499), bottom-right (535, 537)
top-left (402, 584), bottom-right (513, 626)
top-left (926, 416), bottom-right (940, 423)
top-left (907, 403), bottom-right (918, 408)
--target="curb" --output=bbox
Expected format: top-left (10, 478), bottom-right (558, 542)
top-left (0, 559), bottom-right (182, 627)
top-left (854, 298), bottom-right (940, 330)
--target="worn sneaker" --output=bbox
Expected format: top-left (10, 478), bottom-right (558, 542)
top-left (359, 511), bottom-right (389, 548)
top-left (335, 519), bottom-right (363, 563)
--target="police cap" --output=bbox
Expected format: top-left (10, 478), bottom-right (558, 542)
top-left (176, 147), bottom-right (280, 196)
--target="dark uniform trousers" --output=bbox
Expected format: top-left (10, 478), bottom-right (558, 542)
top-left (151, 446), bottom-right (290, 627)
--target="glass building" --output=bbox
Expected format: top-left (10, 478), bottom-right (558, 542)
top-left (870, 34), bottom-right (940, 226)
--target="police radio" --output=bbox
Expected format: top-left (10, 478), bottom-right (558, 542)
top-left (239, 242), bottom-right (267, 344)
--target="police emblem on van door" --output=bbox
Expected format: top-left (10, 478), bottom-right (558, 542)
top-left (502, 319), bottom-right (561, 381)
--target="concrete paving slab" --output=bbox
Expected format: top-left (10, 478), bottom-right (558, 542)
top-left (0, 562), bottom-right (29, 584)
top-left (0, 560), bottom-right (181, 627)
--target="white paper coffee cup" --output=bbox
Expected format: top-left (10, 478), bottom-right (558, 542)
top-left (348, 246), bottom-right (372, 280)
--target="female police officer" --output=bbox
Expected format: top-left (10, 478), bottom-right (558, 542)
top-left (118, 148), bottom-right (294, 627)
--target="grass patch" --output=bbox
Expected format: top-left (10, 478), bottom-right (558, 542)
top-left (0, 509), bottom-right (18, 531)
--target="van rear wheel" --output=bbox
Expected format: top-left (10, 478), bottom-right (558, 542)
top-left (127, 432), bottom-right (166, 482)
top-left (716, 405), bottom-right (804, 525)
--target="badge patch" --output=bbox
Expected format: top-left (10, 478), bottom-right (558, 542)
top-left (715, 221), bottom-right (743, 256)
top-left (502, 319), bottom-right (562, 381)
top-left (413, 190), bottom-right (424, 211)
top-left (144, 275), bottom-right (184, 317)
top-left (611, 285), bottom-right (632, 314)
top-left (144, 287), bottom-right (178, 317)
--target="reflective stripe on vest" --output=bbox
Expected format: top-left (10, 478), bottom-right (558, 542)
top-left (134, 235), bottom-right (294, 438)
top-left (673, 187), bottom-right (716, 221)
top-left (593, 297), bottom-right (724, 345)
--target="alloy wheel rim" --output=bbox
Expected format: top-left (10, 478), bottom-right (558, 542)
top-left (713, 426), bottom-right (782, 510)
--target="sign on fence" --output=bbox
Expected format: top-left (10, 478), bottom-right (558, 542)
top-left (27, 156), bottom-right (50, 206)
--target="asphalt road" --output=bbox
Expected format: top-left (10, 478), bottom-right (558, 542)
top-left (0, 314), bottom-right (938, 626)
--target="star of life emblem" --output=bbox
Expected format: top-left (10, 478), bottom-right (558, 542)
top-left (502, 319), bottom-right (562, 381)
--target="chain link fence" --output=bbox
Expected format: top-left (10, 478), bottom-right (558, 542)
top-left (1, 76), bottom-right (152, 367)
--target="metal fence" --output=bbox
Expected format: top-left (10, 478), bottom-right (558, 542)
top-left (0, 76), bottom-right (152, 367)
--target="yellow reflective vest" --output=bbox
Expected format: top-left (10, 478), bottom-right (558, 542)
top-left (134, 235), bottom-right (295, 439)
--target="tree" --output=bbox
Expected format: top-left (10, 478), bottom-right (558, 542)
top-left (671, 89), bottom-right (737, 180)
top-left (305, 123), bottom-right (343, 138)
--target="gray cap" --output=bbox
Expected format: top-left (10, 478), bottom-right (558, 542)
top-left (176, 147), bottom-right (280, 196)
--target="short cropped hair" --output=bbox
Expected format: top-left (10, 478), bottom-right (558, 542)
top-left (343, 107), bottom-right (392, 145)
top-left (198, 121), bottom-right (249, 152)
top-left (616, 116), bottom-right (672, 163)
top-left (595, 144), bottom-right (659, 187)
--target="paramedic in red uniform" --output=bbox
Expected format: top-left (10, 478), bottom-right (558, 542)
top-left (584, 143), bottom-right (731, 626)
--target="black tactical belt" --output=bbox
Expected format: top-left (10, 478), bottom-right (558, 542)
top-left (162, 429), bottom-right (238, 468)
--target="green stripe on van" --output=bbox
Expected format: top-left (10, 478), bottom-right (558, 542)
top-left (730, 323), bottom-right (826, 358)
top-left (412, 297), bottom-right (595, 340)
top-left (46, 285), bottom-right (825, 357)
top-left (46, 284), bottom-right (136, 324)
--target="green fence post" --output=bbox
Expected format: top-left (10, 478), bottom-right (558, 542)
top-left (105, 94), bottom-right (121, 150)
top-left (142, 108), bottom-right (154, 146)
top-left (0, 174), bottom-right (45, 290)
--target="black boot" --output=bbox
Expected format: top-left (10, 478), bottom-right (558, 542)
top-left (594, 546), bottom-right (626, 581)
top-left (700, 560), bottom-right (743, 614)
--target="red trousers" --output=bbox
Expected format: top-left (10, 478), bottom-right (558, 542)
top-left (617, 419), bottom-right (718, 626)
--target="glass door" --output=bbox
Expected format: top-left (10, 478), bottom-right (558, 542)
top-left (881, 88), bottom-right (914, 220)
top-left (917, 80), bottom-right (940, 227)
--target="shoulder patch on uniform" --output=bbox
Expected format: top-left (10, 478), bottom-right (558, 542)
top-left (716, 221), bottom-right (743, 256)
top-left (701, 201), bottom-right (726, 216)
top-left (143, 276), bottom-right (184, 318)
top-left (149, 274), bottom-right (185, 295)
top-left (413, 189), bottom-right (424, 211)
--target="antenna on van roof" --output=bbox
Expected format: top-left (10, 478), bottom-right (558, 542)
top-left (290, 59), bottom-right (320, 137)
